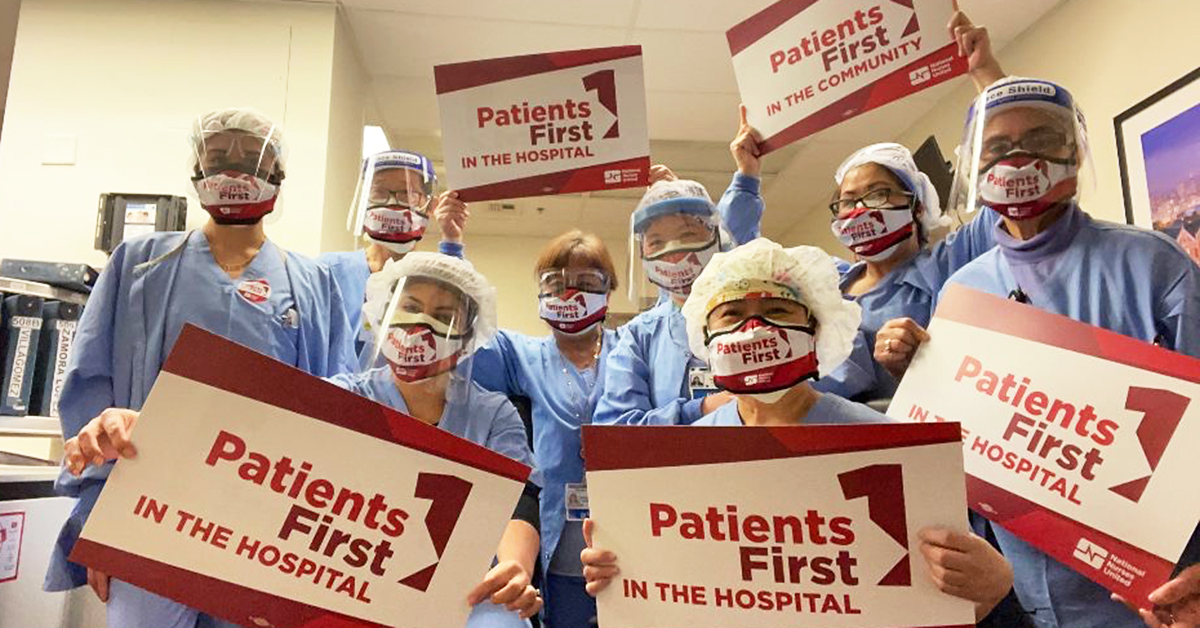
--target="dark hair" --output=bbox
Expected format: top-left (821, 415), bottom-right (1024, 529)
top-left (534, 230), bottom-right (619, 292)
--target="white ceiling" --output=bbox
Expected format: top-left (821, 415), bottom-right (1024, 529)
top-left (313, 0), bottom-right (1065, 239)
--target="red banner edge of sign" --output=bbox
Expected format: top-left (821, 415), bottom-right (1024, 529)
top-left (725, 0), bottom-right (823, 56)
top-left (434, 45), bottom-right (642, 94)
top-left (70, 538), bottom-right (390, 628)
top-left (452, 156), bottom-right (650, 203)
top-left (756, 42), bottom-right (963, 155)
top-left (163, 325), bottom-right (531, 485)
top-left (965, 475), bottom-right (1175, 608)
top-left (936, 284), bottom-right (1200, 385)
top-left (581, 422), bottom-right (962, 471)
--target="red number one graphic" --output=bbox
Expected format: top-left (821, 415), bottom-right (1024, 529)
top-left (1109, 386), bottom-right (1190, 503)
top-left (839, 463), bottom-right (910, 586)
top-left (582, 69), bottom-right (620, 139)
top-left (397, 472), bottom-right (474, 592)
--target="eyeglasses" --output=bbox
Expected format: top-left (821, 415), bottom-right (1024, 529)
top-left (368, 188), bottom-right (430, 210)
top-left (980, 128), bottom-right (1071, 162)
top-left (828, 188), bottom-right (914, 216)
top-left (539, 269), bottom-right (611, 295)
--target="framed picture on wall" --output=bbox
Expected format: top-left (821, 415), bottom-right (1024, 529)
top-left (1115, 66), bottom-right (1200, 266)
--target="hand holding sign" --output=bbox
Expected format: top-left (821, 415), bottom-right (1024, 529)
top-left (1113, 565), bottom-right (1200, 628)
top-left (874, 317), bottom-right (929, 380)
top-left (433, 191), bottom-right (469, 244)
top-left (917, 527), bottom-right (1012, 621)
top-left (64, 407), bottom-right (140, 472)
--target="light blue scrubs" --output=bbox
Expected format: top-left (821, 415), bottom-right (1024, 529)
top-left (471, 328), bottom-right (619, 628)
top-left (943, 205), bottom-right (1200, 628)
top-left (46, 231), bottom-right (357, 627)
top-left (319, 242), bottom-right (466, 361)
top-left (694, 390), bottom-right (888, 426)
top-left (593, 174), bottom-right (763, 426)
top-left (814, 209), bottom-right (999, 401)
top-left (329, 366), bottom-right (538, 628)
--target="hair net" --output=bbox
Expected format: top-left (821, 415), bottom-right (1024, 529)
top-left (631, 179), bottom-right (717, 234)
top-left (188, 107), bottom-right (287, 174)
top-left (834, 142), bottom-right (949, 236)
top-left (682, 238), bottom-right (861, 378)
top-left (362, 252), bottom-right (498, 354)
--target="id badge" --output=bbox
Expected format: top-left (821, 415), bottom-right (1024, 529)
top-left (688, 366), bottom-right (718, 399)
top-left (565, 483), bottom-right (590, 521)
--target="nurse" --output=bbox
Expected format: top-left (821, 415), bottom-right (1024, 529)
top-left (876, 76), bottom-right (1200, 628)
top-left (816, 142), bottom-right (1000, 401)
top-left (593, 111), bottom-right (765, 426)
top-left (331, 252), bottom-right (544, 627)
top-left (49, 108), bottom-right (356, 627)
top-left (581, 238), bottom-right (1017, 622)
top-left (469, 229), bottom-right (622, 628)
top-left (318, 149), bottom-right (467, 357)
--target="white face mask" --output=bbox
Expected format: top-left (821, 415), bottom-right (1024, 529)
top-left (978, 153), bottom-right (1078, 220)
top-left (364, 206), bottom-right (429, 247)
top-left (830, 207), bottom-right (915, 262)
top-left (194, 171), bottom-right (279, 223)
top-left (643, 236), bottom-right (720, 296)
top-left (538, 290), bottom-right (609, 336)
top-left (705, 316), bottom-right (819, 396)
top-left (381, 312), bottom-right (466, 382)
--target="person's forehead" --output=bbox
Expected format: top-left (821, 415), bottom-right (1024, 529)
top-left (982, 107), bottom-right (1067, 137)
top-left (839, 163), bottom-right (899, 194)
top-left (372, 167), bottom-right (422, 187)
top-left (402, 279), bottom-right (464, 306)
top-left (645, 212), bottom-right (707, 235)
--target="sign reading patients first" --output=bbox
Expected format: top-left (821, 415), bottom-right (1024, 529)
top-left (435, 46), bottom-right (650, 201)
top-left (727, 0), bottom-right (967, 153)
top-left (584, 423), bottom-right (975, 628)
top-left (889, 285), bottom-right (1200, 607)
top-left (71, 326), bottom-right (530, 628)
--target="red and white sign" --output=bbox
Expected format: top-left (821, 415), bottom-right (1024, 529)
top-left (583, 423), bottom-right (974, 628)
top-left (434, 46), bottom-right (650, 201)
top-left (727, 0), bottom-right (967, 153)
top-left (71, 326), bottom-right (530, 628)
top-left (236, 278), bottom-right (271, 305)
top-left (889, 285), bottom-right (1200, 607)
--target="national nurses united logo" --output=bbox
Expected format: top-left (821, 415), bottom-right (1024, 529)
top-left (237, 279), bottom-right (271, 305)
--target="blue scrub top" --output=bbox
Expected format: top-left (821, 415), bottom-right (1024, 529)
top-left (594, 173), bottom-right (763, 427)
top-left (470, 328), bottom-right (618, 577)
top-left (328, 366), bottom-right (539, 483)
top-left (944, 206), bottom-right (1200, 628)
top-left (815, 209), bottom-right (999, 401)
top-left (695, 391), bottom-right (887, 426)
top-left (47, 231), bottom-right (356, 591)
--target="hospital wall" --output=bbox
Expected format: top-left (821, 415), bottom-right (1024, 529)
top-left (0, 0), bottom-right (368, 267)
top-left (780, 0), bottom-right (1200, 249)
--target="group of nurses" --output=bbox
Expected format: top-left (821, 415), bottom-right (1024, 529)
top-left (876, 75), bottom-right (1200, 628)
top-left (51, 108), bottom-right (358, 627)
top-left (580, 238), bottom-right (1018, 623)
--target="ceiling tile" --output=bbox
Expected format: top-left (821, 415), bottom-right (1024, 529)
top-left (342, 0), bottom-right (640, 28)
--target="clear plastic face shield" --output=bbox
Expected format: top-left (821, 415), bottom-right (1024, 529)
top-left (349, 151), bottom-right (436, 254)
top-left (700, 282), bottom-right (821, 403)
top-left (365, 275), bottom-right (478, 396)
top-left (949, 78), bottom-right (1094, 221)
top-left (537, 268), bottom-right (612, 335)
top-left (628, 205), bottom-right (724, 304)
top-left (189, 113), bottom-right (286, 225)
